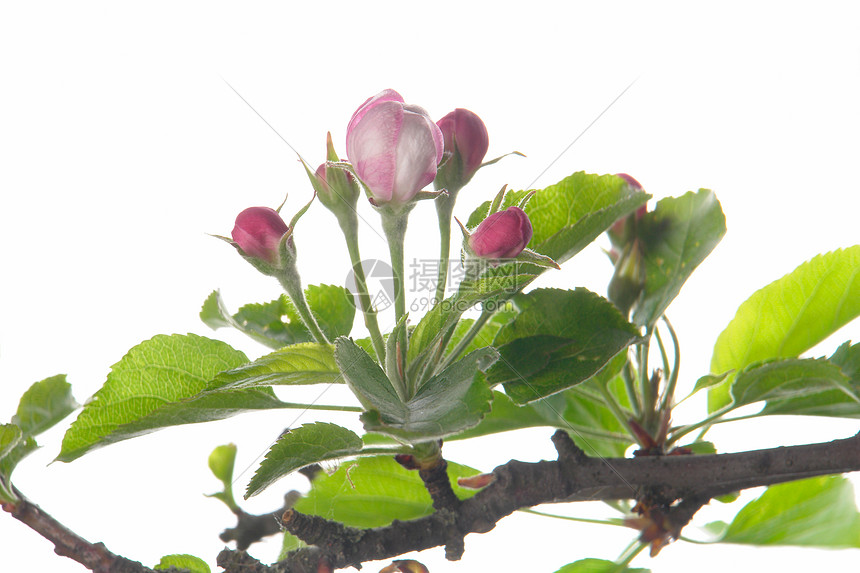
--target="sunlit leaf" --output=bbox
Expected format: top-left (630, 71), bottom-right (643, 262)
top-left (709, 246), bottom-right (860, 412)
top-left (632, 189), bottom-right (726, 328)
top-left (154, 554), bottom-right (211, 573)
top-left (488, 288), bottom-right (639, 404)
top-left (58, 334), bottom-right (248, 462)
top-left (293, 456), bottom-right (479, 529)
top-left (246, 423), bottom-right (363, 498)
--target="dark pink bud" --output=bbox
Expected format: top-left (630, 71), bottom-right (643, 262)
top-left (231, 207), bottom-right (289, 265)
top-left (616, 172), bottom-right (642, 190)
top-left (469, 206), bottom-right (533, 259)
top-left (436, 108), bottom-right (489, 188)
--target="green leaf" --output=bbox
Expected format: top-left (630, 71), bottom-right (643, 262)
top-left (362, 348), bottom-right (497, 442)
top-left (208, 443), bottom-right (237, 485)
top-left (305, 284), bottom-right (356, 340)
top-left (246, 423), bottom-right (363, 498)
top-left (201, 290), bottom-right (305, 349)
top-left (210, 343), bottom-right (340, 390)
top-left (709, 246), bottom-right (860, 412)
top-left (717, 476), bottom-right (860, 547)
top-left (292, 456), bottom-right (479, 528)
top-left (488, 288), bottom-right (640, 404)
top-left (335, 337), bottom-right (402, 414)
top-left (631, 189), bottom-right (726, 328)
top-left (467, 172), bottom-right (650, 266)
top-left (554, 558), bottom-right (651, 573)
top-left (11, 374), bottom-right (78, 437)
top-left (0, 424), bottom-right (22, 465)
top-left (444, 308), bottom-right (517, 358)
top-left (758, 342), bottom-right (860, 418)
top-left (686, 372), bottom-right (731, 399)
top-left (729, 358), bottom-right (857, 410)
top-left (0, 424), bottom-right (23, 501)
top-left (58, 334), bottom-right (248, 462)
top-left (153, 554), bottom-right (211, 573)
top-left (200, 286), bottom-right (355, 350)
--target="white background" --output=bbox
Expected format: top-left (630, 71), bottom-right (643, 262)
top-left (2, 2), bottom-right (859, 572)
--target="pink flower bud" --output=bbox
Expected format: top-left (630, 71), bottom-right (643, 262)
top-left (231, 207), bottom-right (289, 265)
top-left (346, 89), bottom-right (444, 204)
top-left (609, 174), bottom-right (647, 246)
top-left (469, 206), bottom-right (533, 259)
top-left (435, 108), bottom-right (489, 189)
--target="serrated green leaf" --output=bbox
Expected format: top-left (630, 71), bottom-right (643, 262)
top-left (200, 290), bottom-right (306, 349)
top-left (554, 558), bottom-right (651, 573)
top-left (293, 456), bottom-right (479, 528)
top-left (11, 374), bottom-right (78, 437)
top-left (709, 246), bottom-right (860, 412)
top-left (361, 349), bottom-right (497, 443)
top-left (305, 284), bottom-right (356, 340)
top-left (718, 476), bottom-right (860, 547)
top-left (210, 343), bottom-right (340, 390)
top-left (632, 189), bottom-right (726, 328)
top-left (335, 337), bottom-right (402, 414)
top-left (488, 288), bottom-right (640, 404)
top-left (246, 423), bottom-right (363, 498)
top-left (201, 286), bottom-right (354, 350)
top-left (153, 553), bottom-right (211, 573)
top-left (58, 334), bottom-right (248, 462)
top-left (729, 358), bottom-right (857, 410)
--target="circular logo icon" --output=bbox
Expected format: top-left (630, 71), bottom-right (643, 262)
top-left (344, 259), bottom-right (395, 312)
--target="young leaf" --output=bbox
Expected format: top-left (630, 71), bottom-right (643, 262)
top-left (305, 284), bottom-right (356, 340)
top-left (292, 456), bottom-right (480, 528)
top-left (246, 423), bottom-right (363, 498)
top-left (335, 337), bottom-right (403, 414)
top-left (729, 358), bottom-right (856, 410)
top-left (631, 189), bottom-right (726, 328)
top-left (0, 424), bottom-right (23, 501)
top-left (709, 246), bottom-right (860, 412)
top-left (200, 285), bottom-right (355, 350)
top-left (58, 334), bottom-right (248, 462)
top-left (715, 476), bottom-right (860, 547)
top-left (758, 342), bottom-right (860, 418)
top-left (200, 290), bottom-right (308, 349)
top-left (466, 172), bottom-right (650, 266)
top-left (210, 343), bottom-right (341, 390)
top-left (487, 288), bottom-right (640, 404)
top-left (11, 374), bottom-right (78, 437)
top-left (361, 348), bottom-right (497, 442)
top-left (153, 554), bottom-right (211, 573)
top-left (554, 558), bottom-right (651, 573)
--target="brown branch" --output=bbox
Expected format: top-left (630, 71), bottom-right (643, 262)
top-left (2, 491), bottom-right (154, 573)
top-left (216, 431), bottom-right (860, 572)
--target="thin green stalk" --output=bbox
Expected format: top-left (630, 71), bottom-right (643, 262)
top-left (598, 384), bottom-right (638, 441)
top-left (666, 403), bottom-right (735, 447)
top-left (519, 508), bottom-right (627, 527)
top-left (615, 540), bottom-right (647, 571)
top-left (380, 208), bottom-right (410, 393)
top-left (638, 331), bottom-right (654, 428)
top-left (341, 216), bottom-right (386, 363)
top-left (621, 359), bottom-right (642, 417)
top-left (438, 307), bottom-right (493, 371)
top-left (277, 265), bottom-right (328, 344)
top-left (434, 194), bottom-right (456, 306)
top-left (381, 209), bottom-right (409, 328)
top-left (657, 316), bottom-right (681, 413)
top-left (280, 402), bottom-right (363, 412)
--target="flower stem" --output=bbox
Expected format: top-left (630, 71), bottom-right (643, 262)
top-left (340, 213), bottom-right (386, 363)
top-left (433, 192), bottom-right (457, 305)
top-left (438, 306), bottom-right (493, 372)
top-left (277, 264), bottom-right (328, 345)
top-left (657, 316), bottom-right (681, 414)
top-left (381, 207), bottom-right (411, 380)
